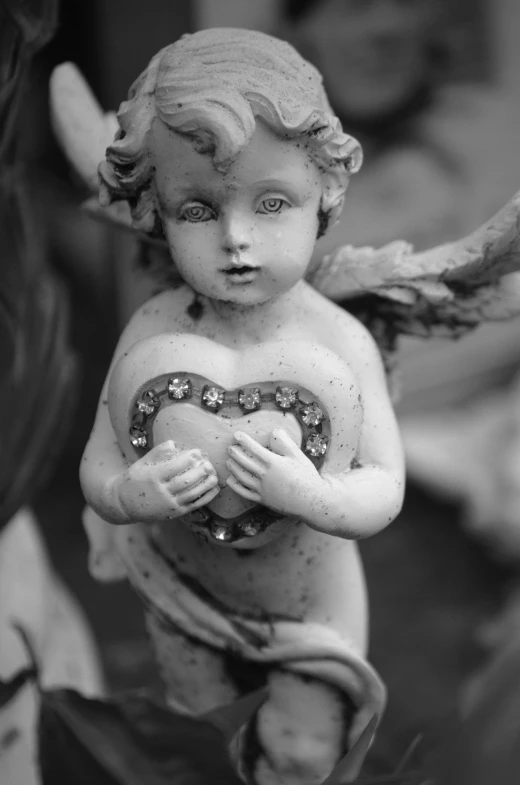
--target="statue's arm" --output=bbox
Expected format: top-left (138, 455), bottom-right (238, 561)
top-left (227, 319), bottom-right (404, 538)
top-left (79, 302), bottom-right (156, 523)
top-left (80, 293), bottom-right (219, 525)
top-left (79, 370), bottom-right (132, 525)
top-left (311, 324), bottom-right (405, 539)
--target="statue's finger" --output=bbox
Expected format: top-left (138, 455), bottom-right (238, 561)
top-left (226, 475), bottom-right (262, 503)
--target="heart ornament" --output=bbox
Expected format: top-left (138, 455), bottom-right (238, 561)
top-left (108, 334), bottom-right (363, 540)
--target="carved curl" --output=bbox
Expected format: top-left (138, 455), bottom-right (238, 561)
top-left (98, 27), bottom-right (362, 237)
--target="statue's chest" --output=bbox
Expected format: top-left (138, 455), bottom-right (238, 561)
top-left (108, 333), bottom-right (363, 527)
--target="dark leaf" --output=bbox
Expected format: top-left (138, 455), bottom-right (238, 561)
top-left (393, 735), bottom-right (424, 776)
top-left (201, 687), bottom-right (267, 745)
top-left (39, 688), bottom-right (244, 785)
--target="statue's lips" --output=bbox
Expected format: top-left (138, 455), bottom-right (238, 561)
top-left (153, 403), bottom-right (302, 519)
top-left (221, 265), bottom-right (259, 283)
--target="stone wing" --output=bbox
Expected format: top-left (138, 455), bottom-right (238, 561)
top-left (308, 191), bottom-right (520, 395)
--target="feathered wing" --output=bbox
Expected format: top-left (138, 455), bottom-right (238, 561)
top-left (307, 191), bottom-right (520, 389)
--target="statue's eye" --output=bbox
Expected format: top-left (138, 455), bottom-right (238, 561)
top-left (179, 202), bottom-right (214, 222)
top-left (257, 198), bottom-right (288, 215)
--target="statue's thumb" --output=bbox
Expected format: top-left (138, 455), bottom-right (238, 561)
top-left (149, 439), bottom-right (178, 461)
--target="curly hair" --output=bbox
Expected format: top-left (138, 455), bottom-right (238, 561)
top-left (99, 27), bottom-right (362, 243)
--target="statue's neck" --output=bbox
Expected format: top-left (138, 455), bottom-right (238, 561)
top-left (203, 282), bottom-right (303, 339)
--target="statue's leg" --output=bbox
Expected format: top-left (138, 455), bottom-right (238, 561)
top-left (146, 614), bottom-right (239, 713)
top-left (253, 670), bottom-right (351, 785)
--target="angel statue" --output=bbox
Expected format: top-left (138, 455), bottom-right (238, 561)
top-left (51, 27), bottom-right (520, 785)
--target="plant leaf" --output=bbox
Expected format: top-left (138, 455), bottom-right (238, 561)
top-left (39, 688), bottom-right (243, 785)
top-left (201, 687), bottom-right (267, 745)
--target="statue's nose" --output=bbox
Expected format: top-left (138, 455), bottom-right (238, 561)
top-left (221, 212), bottom-right (252, 255)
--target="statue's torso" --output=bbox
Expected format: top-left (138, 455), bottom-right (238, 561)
top-left (107, 289), bottom-right (369, 648)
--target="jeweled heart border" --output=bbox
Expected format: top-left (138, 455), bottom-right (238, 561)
top-left (127, 374), bottom-right (331, 542)
top-left (128, 373), bottom-right (330, 466)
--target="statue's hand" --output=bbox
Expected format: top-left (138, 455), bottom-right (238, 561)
top-left (112, 440), bottom-right (219, 523)
top-left (226, 429), bottom-right (321, 517)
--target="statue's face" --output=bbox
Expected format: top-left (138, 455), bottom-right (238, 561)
top-left (150, 119), bottom-right (322, 306)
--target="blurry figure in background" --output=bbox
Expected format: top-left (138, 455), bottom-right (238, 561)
top-left (284, 0), bottom-right (520, 401)
top-left (285, 0), bottom-right (520, 558)
top-left (285, 0), bottom-right (517, 256)
top-left (0, 3), bottom-right (103, 784)
top-left (403, 366), bottom-right (520, 562)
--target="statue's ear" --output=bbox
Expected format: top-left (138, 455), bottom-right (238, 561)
top-left (326, 193), bottom-right (346, 232)
top-left (320, 178), bottom-right (351, 234)
top-left (319, 137), bottom-right (362, 234)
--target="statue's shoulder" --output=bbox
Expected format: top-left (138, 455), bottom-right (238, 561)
top-left (302, 282), bottom-right (369, 335)
top-left (300, 282), bottom-right (380, 367)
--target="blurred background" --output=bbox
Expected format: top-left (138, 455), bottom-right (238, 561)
top-left (16, 0), bottom-right (520, 778)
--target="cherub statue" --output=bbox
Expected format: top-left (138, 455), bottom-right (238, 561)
top-left (50, 26), bottom-right (520, 785)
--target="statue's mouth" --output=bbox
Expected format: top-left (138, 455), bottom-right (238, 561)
top-left (222, 265), bottom-right (259, 282)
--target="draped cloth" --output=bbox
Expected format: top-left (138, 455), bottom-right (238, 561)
top-left (113, 522), bottom-right (386, 765)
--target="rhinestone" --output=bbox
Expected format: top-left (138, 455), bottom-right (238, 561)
top-left (137, 389), bottom-right (160, 415)
top-left (301, 402), bottom-right (324, 427)
top-left (239, 520), bottom-right (260, 537)
top-left (305, 433), bottom-right (329, 457)
top-left (130, 426), bottom-right (148, 449)
top-left (210, 522), bottom-right (234, 542)
top-left (202, 385), bottom-right (225, 410)
top-left (275, 386), bottom-right (298, 409)
top-left (238, 387), bottom-right (261, 411)
top-left (168, 377), bottom-right (192, 400)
